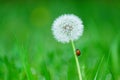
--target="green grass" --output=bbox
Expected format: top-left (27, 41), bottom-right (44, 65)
top-left (0, 1), bottom-right (120, 80)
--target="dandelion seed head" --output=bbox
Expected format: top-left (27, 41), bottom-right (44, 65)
top-left (52, 14), bottom-right (84, 43)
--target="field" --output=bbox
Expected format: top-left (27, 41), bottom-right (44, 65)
top-left (0, 1), bottom-right (120, 80)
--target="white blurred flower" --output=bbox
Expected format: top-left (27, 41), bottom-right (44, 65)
top-left (52, 14), bottom-right (84, 43)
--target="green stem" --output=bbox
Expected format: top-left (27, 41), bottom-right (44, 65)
top-left (71, 40), bottom-right (82, 80)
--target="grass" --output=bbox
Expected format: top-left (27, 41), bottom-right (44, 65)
top-left (0, 1), bottom-right (120, 80)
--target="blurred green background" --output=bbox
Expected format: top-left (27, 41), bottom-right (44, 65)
top-left (0, 0), bottom-right (120, 80)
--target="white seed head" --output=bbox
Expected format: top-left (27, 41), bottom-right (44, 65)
top-left (52, 14), bottom-right (84, 43)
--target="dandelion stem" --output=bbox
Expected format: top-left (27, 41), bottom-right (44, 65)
top-left (71, 40), bottom-right (82, 80)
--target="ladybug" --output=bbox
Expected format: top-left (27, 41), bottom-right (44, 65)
top-left (76, 49), bottom-right (81, 56)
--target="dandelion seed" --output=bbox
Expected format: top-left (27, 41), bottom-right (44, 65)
top-left (52, 14), bottom-right (84, 43)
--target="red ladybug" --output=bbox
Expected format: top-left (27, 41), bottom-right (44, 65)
top-left (76, 49), bottom-right (81, 56)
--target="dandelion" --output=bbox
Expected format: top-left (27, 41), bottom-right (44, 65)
top-left (52, 14), bottom-right (84, 80)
